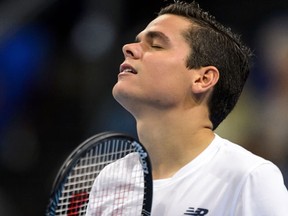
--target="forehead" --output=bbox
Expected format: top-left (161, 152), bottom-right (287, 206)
top-left (138, 14), bottom-right (192, 41)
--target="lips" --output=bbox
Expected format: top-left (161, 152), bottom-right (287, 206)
top-left (119, 64), bottom-right (137, 74)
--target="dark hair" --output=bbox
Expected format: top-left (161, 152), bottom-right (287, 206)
top-left (159, 1), bottom-right (253, 130)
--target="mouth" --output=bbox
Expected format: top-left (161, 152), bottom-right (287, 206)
top-left (119, 64), bottom-right (137, 74)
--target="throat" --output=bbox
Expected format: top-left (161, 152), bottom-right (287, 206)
top-left (144, 130), bottom-right (215, 180)
top-left (152, 165), bottom-right (181, 180)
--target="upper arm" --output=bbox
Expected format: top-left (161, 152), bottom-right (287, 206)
top-left (235, 162), bottom-right (288, 215)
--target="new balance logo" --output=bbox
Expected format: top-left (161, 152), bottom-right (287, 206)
top-left (184, 207), bottom-right (209, 216)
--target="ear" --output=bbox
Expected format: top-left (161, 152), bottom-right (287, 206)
top-left (191, 66), bottom-right (219, 94)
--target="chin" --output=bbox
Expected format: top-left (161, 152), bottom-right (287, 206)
top-left (112, 87), bottom-right (139, 116)
top-left (113, 85), bottom-right (129, 106)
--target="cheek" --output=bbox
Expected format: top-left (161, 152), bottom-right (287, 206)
top-left (147, 58), bottom-right (189, 88)
top-left (144, 56), bottom-right (185, 78)
top-left (144, 67), bottom-right (191, 104)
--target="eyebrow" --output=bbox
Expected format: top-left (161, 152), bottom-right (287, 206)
top-left (135, 31), bottom-right (171, 45)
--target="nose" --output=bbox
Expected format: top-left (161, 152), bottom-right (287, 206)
top-left (122, 43), bottom-right (141, 59)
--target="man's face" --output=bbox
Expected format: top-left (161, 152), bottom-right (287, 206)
top-left (113, 14), bottom-right (194, 116)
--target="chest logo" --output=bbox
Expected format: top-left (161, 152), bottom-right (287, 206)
top-left (184, 207), bottom-right (209, 216)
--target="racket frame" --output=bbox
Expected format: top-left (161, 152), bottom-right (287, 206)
top-left (46, 131), bottom-right (153, 216)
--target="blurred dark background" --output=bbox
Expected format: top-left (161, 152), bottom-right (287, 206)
top-left (0, 0), bottom-right (288, 215)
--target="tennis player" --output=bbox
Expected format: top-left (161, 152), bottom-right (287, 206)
top-left (87, 1), bottom-right (288, 215)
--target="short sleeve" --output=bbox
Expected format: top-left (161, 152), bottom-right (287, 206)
top-left (235, 162), bottom-right (288, 215)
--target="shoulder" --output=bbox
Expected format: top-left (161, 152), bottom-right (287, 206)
top-left (214, 134), bottom-right (271, 170)
top-left (213, 135), bottom-right (288, 213)
top-left (210, 134), bottom-right (279, 183)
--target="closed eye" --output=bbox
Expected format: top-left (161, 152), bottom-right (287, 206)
top-left (136, 31), bottom-right (170, 48)
top-left (151, 44), bottom-right (163, 49)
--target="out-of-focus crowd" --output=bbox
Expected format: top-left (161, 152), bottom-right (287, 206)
top-left (0, 1), bottom-right (287, 215)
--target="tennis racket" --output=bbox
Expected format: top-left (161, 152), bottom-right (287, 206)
top-left (46, 131), bottom-right (153, 216)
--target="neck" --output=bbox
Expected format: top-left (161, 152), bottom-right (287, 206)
top-left (135, 106), bottom-right (214, 179)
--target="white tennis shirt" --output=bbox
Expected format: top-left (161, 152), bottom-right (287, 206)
top-left (86, 134), bottom-right (288, 216)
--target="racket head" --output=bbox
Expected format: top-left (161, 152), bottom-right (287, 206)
top-left (46, 131), bottom-right (153, 216)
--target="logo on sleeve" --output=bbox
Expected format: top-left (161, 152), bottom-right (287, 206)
top-left (184, 207), bottom-right (209, 216)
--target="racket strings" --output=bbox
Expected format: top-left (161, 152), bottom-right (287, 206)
top-left (54, 138), bottom-right (140, 215)
top-left (88, 153), bottom-right (144, 215)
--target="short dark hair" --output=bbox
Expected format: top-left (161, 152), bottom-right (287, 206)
top-left (159, 1), bottom-right (253, 130)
